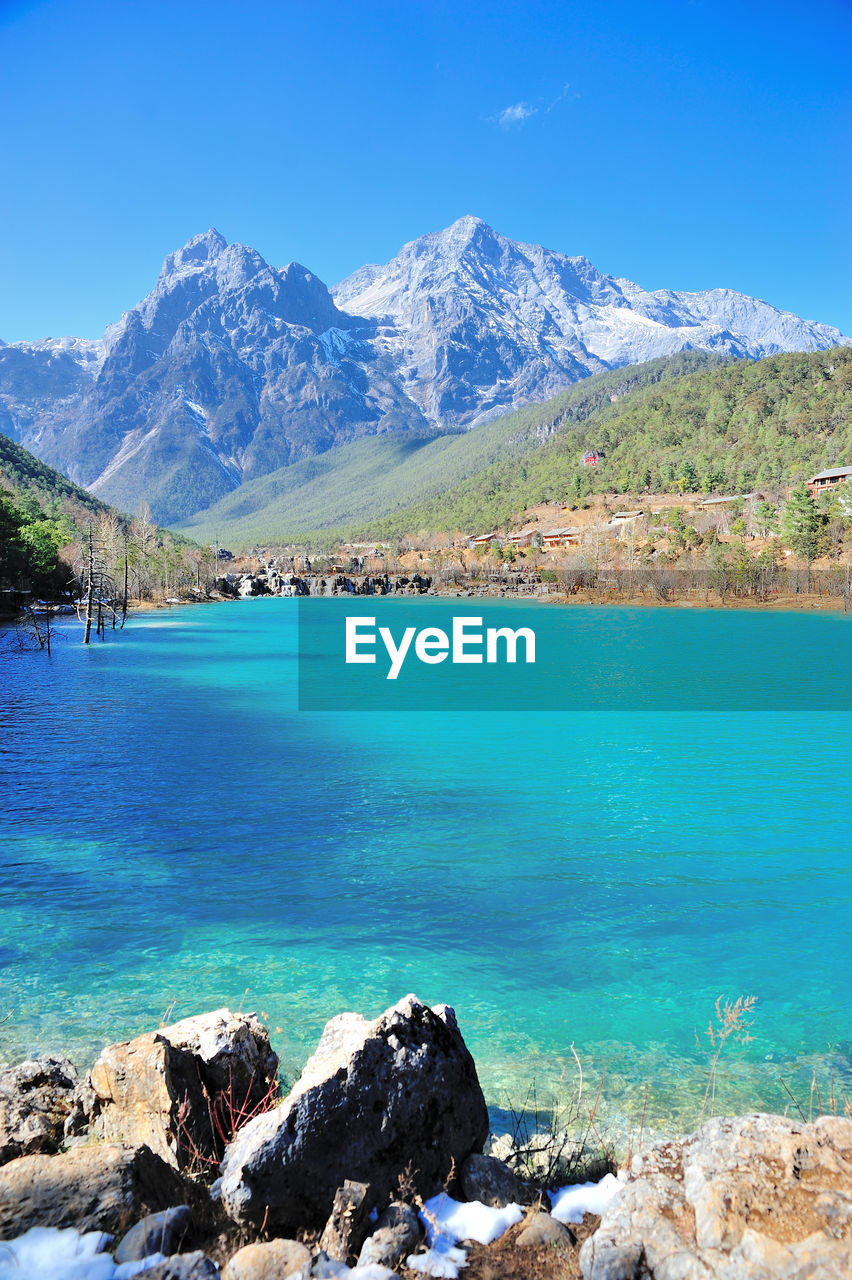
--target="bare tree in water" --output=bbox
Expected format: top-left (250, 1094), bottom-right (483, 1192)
top-left (11, 605), bottom-right (55, 655)
top-left (75, 521), bottom-right (120, 644)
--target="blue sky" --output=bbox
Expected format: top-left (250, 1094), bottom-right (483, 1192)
top-left (1, 0), bottom-right (850, 341)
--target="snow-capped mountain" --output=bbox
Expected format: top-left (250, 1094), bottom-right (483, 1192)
top-left (0, 219), bottom-right (847, 523)
top-left (334, 215), bottom-right (848, 427)
top-left (0, 230), bottom-right (425, 522)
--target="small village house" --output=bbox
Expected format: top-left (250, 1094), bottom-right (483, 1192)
top-left (807, 466), bottom-right (852, 498)
top-left (541, 527), bottom-right (581, 549)
top-left (609, 511), bottom-right (645, 540)
top-left (506, 526), bottom-right (538, 548)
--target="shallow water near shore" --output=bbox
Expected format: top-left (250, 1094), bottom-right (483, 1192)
top-left (1, 600), bottom-right (850, 1140)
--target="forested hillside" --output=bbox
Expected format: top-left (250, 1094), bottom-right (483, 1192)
top-left (356, 346), bottom-right (852, 539)
top-left (179, 351), bottom-right (722, 544)
top-left (0, 433), bottom-right (212, 601)
top-left (0, 432), bottom-right (115, 594)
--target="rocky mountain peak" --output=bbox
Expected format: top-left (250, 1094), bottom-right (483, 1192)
top-left (209, 241), bottom-right (268, 294)
top-left (449, 214), bottom-right (488, 232)
top-left (334, 220), bottom-right (850, 430)
top-left (271, 262), bottom-right (345, 331)
top-left (396, 215), bottom-right (504, 269)
top-left (439, 214), bottom-right (493, 247)
top-left (160, 228), bottom-right (228, 279)
top-left (101, 236), bottom-right (270, 359)
top-left (1, 221), bottom-right (848, 526)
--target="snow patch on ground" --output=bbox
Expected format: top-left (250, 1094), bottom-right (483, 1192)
top-left (283, 1260), bottom-right (395, 1280)
top-left (549, 1172), bottom-right (623, 1223)
top-left (0, 1227), bottom-right (165, 1280)
top-left (421, 1193), bottom-right (524, 1246)
top-left (406, 1192), bottom-right (523, 1278)
top-left (406, 1242), bottom-right (469, 1278)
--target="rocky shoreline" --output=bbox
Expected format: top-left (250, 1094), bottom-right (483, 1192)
top-left (1, 996), bottom-right (849, 1280)
top-left (212, 565), bottom-right (852, 613)
top-left (14, 568), bottom-right (848, 632)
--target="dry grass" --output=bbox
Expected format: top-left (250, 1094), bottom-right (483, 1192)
top-left (700, 995), bottom-right (758, 1121)
top-left (778, 1067), bottom-right (852, 1123)
top-left (400, 1212), bottom-right (601, 1280)
top-left (175, 1066), bottom-right (280, 1180)
top-left (503, 1048), bottom-right (615, 1191)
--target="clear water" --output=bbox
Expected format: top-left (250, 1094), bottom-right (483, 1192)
top-left (1, 601), bottom-right (850, 1141)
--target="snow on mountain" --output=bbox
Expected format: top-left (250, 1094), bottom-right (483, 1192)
top-left (12, 334), bottom-right (105, 369)
top-left (334, 216), bottom-right (849, 427)
top-left (0, 231), bottom-right (426, 522)
top-left (0, 218), bottom-right (847, 523)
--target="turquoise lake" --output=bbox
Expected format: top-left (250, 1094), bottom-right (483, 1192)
top-left (1, 599), bottom-right (850, 1142)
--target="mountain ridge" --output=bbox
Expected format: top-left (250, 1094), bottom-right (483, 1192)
top-left (176, 351), bottom-right (725, 544)
top-left (177, 346), bottom-right (852, 547)
top-left (1, 218), bottom-right (848, 525)
top-left (334, 216), bottom-right (847, 428)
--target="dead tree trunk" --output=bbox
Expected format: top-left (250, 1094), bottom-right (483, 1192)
top-left (83, 525), bottom-right (95, 645)
top-left (25, 606), bottom-right (46, 651)
top-left (121, 531), bottom-right (129, 628)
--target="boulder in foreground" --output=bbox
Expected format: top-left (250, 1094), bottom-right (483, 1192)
top-left (357, 1201), bottom-right (423, 1269)
top-left (460, 1152), bottom-right (539, 1208)
top-left (580, 1112), bottom-right (852, 1280)
top-left (222, 1238), bottom-right (311, 1279)
top-left (0, 1141), bottom-right (190, 1235)
top-left (0, 1056), bottom-right (79, 1165)
top-left (219, 994), bottom-right (489, 1230)
top-left (114, 1203), bottom-right (193, 1262)
top-left (85, 1008), bottom-right (278, 1171)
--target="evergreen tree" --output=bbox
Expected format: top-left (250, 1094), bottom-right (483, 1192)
top-left (782, 483), bottom-right (826, 563)
top-left (754, 501), bottom-right (779, 538)
top-left (678, 461), bottom-right (700, 493)
top-left (0, 490), bottom-right (26, 584)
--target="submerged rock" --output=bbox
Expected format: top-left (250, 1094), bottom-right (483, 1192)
top-left (0, 1141), bottom-right (190, 1235)
top-left (580, 1113), bottom-right (852, 1280)
top-left (0, 1056), bottom-right (79, 1165)
top-left (219, 994), bottom-right (489, 1231)
top-left (84, 1007), bottom-right (278, 1171)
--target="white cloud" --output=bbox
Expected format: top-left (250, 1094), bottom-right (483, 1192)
top-left (488, 85), bottom-right (579, 129)
top-left (493, 102), bottom-right (537, 128)
top-left (546, 82), bottom-right (581, 112)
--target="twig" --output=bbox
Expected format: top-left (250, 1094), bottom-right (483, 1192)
top-left (778, 1076), bottom-right (806, 1122)
top-left (639, 1083), bottom-right (650, 1151)
top-left (570, 1042), bottom-right (583, 1110)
